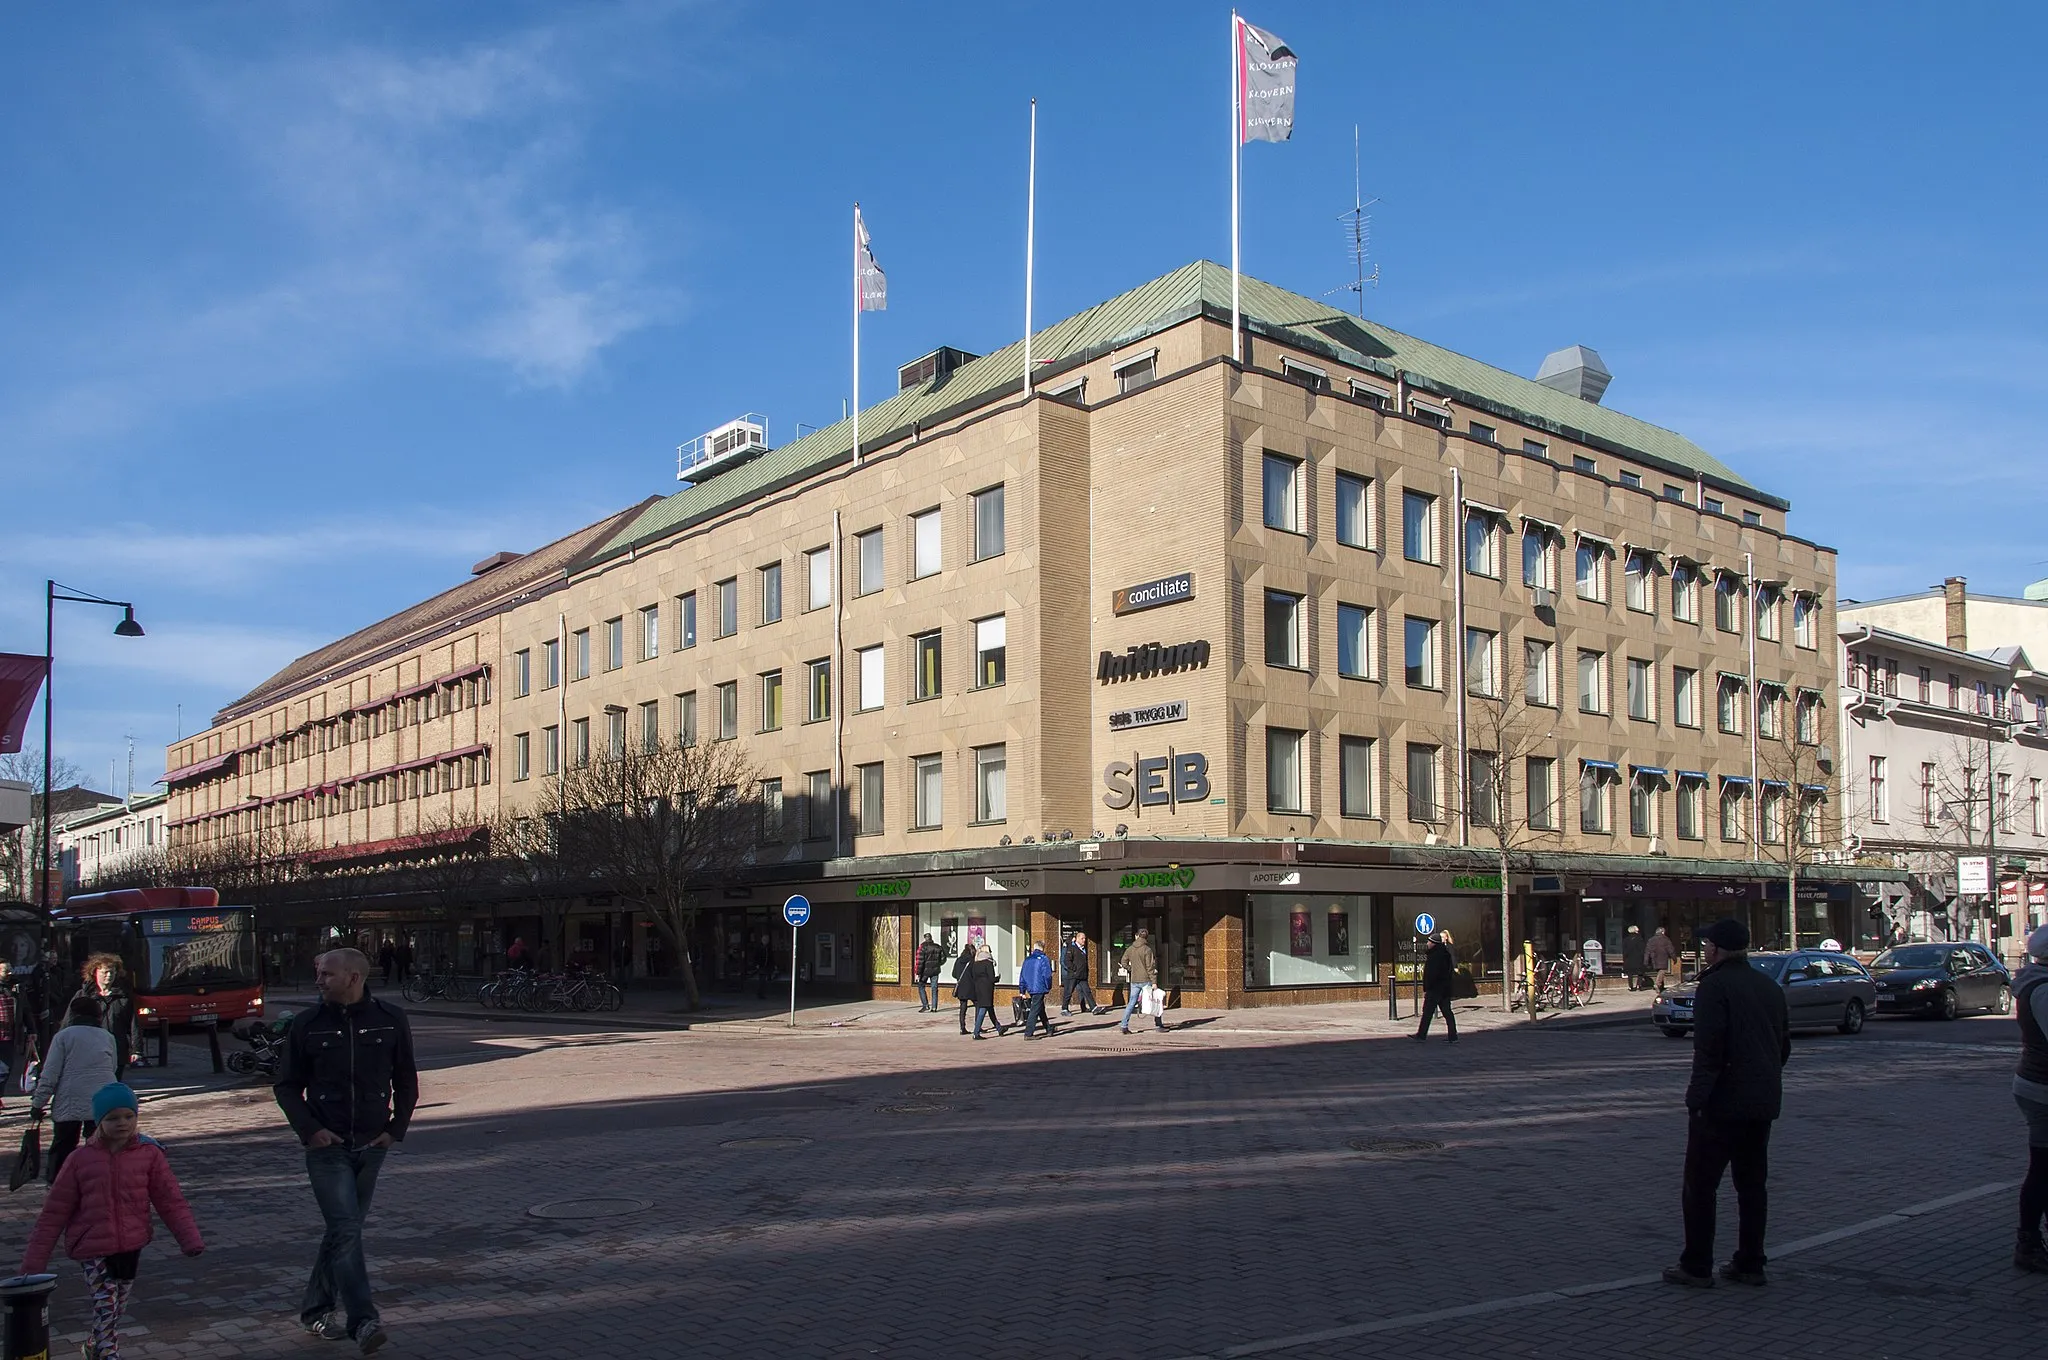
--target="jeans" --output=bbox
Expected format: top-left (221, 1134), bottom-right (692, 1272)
top-left (1061, 976), bottom-right (1096, 1013)
top-left (1121, 983), bottom-right (1158, 1029)
top-left (302, 1143), bottom-right (388, 1332)
top-left (1680, 1116), bottom-right (1771, 1275)
top-left (915, 978), bottom-right (941, 1009)
top-left (1023, 993), bottom-right (1053, 1036)
top-left (972, 1004), bottom-right (1004, 1037)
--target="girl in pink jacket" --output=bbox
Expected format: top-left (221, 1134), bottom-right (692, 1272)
top-left (21, 1082), bottom-right (204, 1360)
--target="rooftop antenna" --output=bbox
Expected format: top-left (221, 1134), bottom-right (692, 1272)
top-left (126, 734), bottom-right (134, 805)
top-left (1330, 124), bottom-right (1380, 315)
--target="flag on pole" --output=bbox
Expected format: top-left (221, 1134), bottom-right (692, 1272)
top-left (0, 653), bottom-right (48, 755)
top-left (1236, 18), bottom-right (1297, 144)
top-left (856, 209), bottom-right (887, 312)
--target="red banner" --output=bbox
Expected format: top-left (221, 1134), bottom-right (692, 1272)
top-left (0, 653), bottom-right (49, 756)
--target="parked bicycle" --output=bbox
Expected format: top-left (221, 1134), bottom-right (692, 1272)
top-left (1508, 953), bottom-right (1599, 1012)
top-left (476, 966), bottom-right (623, 1013)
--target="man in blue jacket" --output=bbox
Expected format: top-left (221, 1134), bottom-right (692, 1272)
top-left (1019, 943), bottom-right (1056, 1039)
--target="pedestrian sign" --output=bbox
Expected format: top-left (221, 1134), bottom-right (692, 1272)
top-left (782, 895), bottom-right (812, 927)
top-left (1414, 912), bottom-right (1435, 936)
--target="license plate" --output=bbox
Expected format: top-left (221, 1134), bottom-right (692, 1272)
top-left (189, 1009), bottom-right (215, 1022)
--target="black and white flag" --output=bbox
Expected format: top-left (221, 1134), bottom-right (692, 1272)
top-left (856, 208), bottom-right (887, 312)
top-left (1237, 18), bottom-right (1297, 144)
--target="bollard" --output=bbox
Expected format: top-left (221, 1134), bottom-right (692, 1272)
top-left (157, 1016), bottom-right (172, 1070)
top-left (0, 1273), bottom-right (58, 1360)
top-left (206, 1022), bottom-right (224, 1074)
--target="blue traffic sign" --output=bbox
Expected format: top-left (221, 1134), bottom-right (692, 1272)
top-left (1414, 912), bottom-right (1436, 936)
top-left (782, 894), bottom-right (812, 927)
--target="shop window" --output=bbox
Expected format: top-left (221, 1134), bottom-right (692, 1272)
top-left (1245, 893), bottom-right (1378, 987)
top-left (920, 900), bottom-right (1025, 986)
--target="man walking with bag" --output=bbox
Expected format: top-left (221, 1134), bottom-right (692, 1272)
top-left (1118, 928), bottom-right (1168, 1035)
top-left (1663, 918), bottom-right (1788, 1289)
top-left (275, 947), bottom-right (418, 1354)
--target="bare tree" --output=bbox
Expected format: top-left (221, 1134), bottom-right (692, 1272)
top-left (1751, 713), bottom-right (1838, 950)
top-left (0, 749), bottom-right (86, 902)
top-left (552, 740), bottom-right (761, 1009)
top-left (1922, 726), bottom-right (2019, 942)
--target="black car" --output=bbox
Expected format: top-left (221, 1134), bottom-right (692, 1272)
top-left (1869, 942), bottom-right (2012, 1019)
top-left (1651, 950), bottom-right (1877, 1039)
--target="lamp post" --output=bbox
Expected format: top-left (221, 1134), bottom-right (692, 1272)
top-left (39, 581), bottom-right (144, 915)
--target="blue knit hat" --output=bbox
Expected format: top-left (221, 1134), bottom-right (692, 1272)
top-left (91, 1082), bottom-right (138, 1122)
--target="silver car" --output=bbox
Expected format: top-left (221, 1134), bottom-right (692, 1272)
top-left (1651, 950), bottom-right (1876, 1039)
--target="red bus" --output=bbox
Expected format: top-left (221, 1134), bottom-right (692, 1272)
top-left (53, 887), bottom-right (263, 1028)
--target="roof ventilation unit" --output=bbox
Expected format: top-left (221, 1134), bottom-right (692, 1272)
top-left (677, 414), bottom-right (770, 484)
top-left (470, 551), bottom-right (522, 577)
top-left (1534, 345), bottom-right (1612, 404)
top-left (898, 346), bottom-right (978, 392)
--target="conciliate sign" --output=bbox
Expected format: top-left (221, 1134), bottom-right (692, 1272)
top-left (1113, 572), bottom-right (1194, 616)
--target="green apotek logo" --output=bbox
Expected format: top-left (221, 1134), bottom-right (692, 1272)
top-left (1118, 868), bottom-right (1196, 891)
top-left (856, 879), bottom-right (912, 898)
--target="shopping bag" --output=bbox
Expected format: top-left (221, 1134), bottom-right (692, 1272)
top-left (1143, 985), bottom-right (1164, 1019)
top-left (9, 1120), bottom-right (41, 1191)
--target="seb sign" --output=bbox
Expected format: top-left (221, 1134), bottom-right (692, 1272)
top-left (1102, 750), bottom-right (1211, 811)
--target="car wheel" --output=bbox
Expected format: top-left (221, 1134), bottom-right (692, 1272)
top-left (1662, 1027), bottom-right (1690, 1039)
top-left (1939, 987), bottom-right (1958, 1021)
top-left (1837, 999), bottom-right (1865, 1035)
top-left (1995, 985), bottom-right (2011, 1016)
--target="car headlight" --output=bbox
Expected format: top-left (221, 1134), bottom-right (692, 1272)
top-left (1912, 978), bottom-right (1939, 990)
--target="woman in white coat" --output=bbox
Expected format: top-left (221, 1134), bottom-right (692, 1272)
top-left (30, 994), bottom-right (121, 1182)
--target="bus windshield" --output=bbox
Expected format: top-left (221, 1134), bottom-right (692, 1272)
top-left (138, 910), bottom-right (257, 993)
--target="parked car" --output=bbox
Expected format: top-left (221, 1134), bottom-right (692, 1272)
top-left (1651, 950), bottom-right (1876, 1039)
top-left (1869, 942), bottom-right (2012, 1020)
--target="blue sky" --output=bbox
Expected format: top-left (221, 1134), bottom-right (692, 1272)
top-left (3, 1), bottom-right (2044, 795)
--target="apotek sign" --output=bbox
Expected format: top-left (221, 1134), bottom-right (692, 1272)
top-left (1113, 571), bottom-right (1194, 616)
top-left (1118, 868), bottom-right (1197, 891)
top-left (856, 879), bottom-right (912, 899)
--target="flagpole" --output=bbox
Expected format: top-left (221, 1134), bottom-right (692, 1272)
top-left (1230, 11), bottom-right (1242, 365)
top-left (1024, 97), bottom-right (1037, 392)
top-left (852, 203), bottom-right (862, 467)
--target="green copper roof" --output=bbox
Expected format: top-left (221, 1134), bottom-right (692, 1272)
top-left (588, 261), bottom-right (1770, 566)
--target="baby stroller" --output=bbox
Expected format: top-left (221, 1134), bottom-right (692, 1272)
top-left (227, 1011), bottom-right (295, 1079)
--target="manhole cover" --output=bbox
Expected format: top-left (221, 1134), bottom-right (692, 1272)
top-left (719, 1135), bottom-right (814, 1151)
top-left (527, 1197), bottom-right (651, 1220)
top-left (1348, 1137), bottom-right (1444, 1156)
top-left (883, 1103), bottom-right (949, 1114)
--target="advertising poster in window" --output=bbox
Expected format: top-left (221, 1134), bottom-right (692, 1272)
top-left (1289, 908), bottom-right (1312, 958)
top-left (940, 915), bottom-right (961, 964)
top-left (869, 914), bottom-right (901, 982)
top-left (1327, 910), bottom-right (1350, 958)
top-left (968, 916), bottom-right (987, 952)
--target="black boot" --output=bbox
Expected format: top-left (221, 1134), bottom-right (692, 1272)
top-left (2016, 1235), bottom-right (2048, 1274)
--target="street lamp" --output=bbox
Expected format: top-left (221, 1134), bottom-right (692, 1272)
top-left (40, 581), bottom-right (144, 915)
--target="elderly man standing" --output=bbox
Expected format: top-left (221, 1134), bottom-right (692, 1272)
top-left (275, 947), bottom-right (419, 1355)
top-left (1664, 918), bottom-right (1789, 1289)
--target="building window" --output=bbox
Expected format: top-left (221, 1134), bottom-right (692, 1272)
top-left (1523, 438), bottom-right (1550, 460)
top-left (542, 637), bottom-right (561, 688)
top-left (856, 762), bottom-right (884, 836)
top-left (1759, 786), bottom-right (1785, 844)
top-left (760, 562), bottom-right (783, 625)
top-left (1664, 484), bottom-right (1686, 502)
top-left (1468, 751), bottom-right (1500, 828)
top-left (1757, 684), bottom-right (1783, 740)
top-left (676, 592), bottom-right (697, 650)
top-left (974, 744), bottom-right (1007, 822)
top-left (1262, 453), bottom-right (1303, 534)
top-left (974, 615), bottom-right (1006, 688)
top-left (1340, 736), bottom-right (1375, 818)
top-left (1404, 616), bottom-right (1439, 689)
top-left (807, 770), bottom-right (833, 841)
top-left (715, 578), bottom-right (738, 638)
top-left (1755, 585), bottom-right (1781, 641)
top-left (1337, 603), bottom-right (1373, 680)
top-left (1468, 421), bottom-right (1496, 443)
top-left (806, 547), bottom-right (833, 610)
top-left (1998, 772), bottom-right (2013, 832)
top-left (1401, 490), bottom-right (1437, 564)
top-left (1577, 649), bottom-right (1606, 714)
top-left (760, 671), bottom-right (784, 731)
top-left (1266, 728), bottom-right (1304, 813)
top-left (1715, 574), bottom-right (1742, 633)
top-left (857, 644), bottom-right (884, 711)
top-left (1525, 638), bottom-right (1555, 706)
top-left (513, 732), bottom-right (531, 781)
top-left (1792, 593), bottom-right (1817, 648)
top-left (751, 777), bottom-right (782, 843)
top-left (1522, 527), bottom-right (1557, 592)
top-left (1573, 454), bottom-right (1597, 474)
top-left (603, 707), bottom-right (626, 758)
top-left (513, 649), bottom-right (531, 698)
top-left (542, 725), bottom-right (560, 775)
top-left (1704, 496), bottom-right (1725, 515)
top-left (604, 618), bottom-right (624, 671)
top-left (1266, 590), bottom-right (1305, 669)
top-left (1114, 351), bottom-right (1156, 393)
top-left (1630, 775), bottom-right (1657, 837)
top-left (911, 509), bottom-right (941, 579)
top-left (675, 691), bottom-right (698, 747)
top-left (1625, 552), bottom-right (1655, 614)
top-left (1580, 766), bottom-right (1611, 833)
top-left (912, 630), bottom-right (942, 699)
top-left (1352, 378), bottom-right (1391, 410)
top-left (1796, 690), bottom-right (1821, 744)
top-left (1575, 540), bottom-right (1608, 602)
top-left (807, 659), bottom-right (832, 722)
top-left (1920, 761), bottom-right (1936, 828)
top-left (1718, 674), bottom-right (1746, 734)
top-left (1409, 398), bottom-right (1450, 429)
top-left (1675, 776), bottom-right (1704, 840)
top-left (1406, 744), bottom-right (1438, 824)
top-left (1627, 658), bottom-right (1653, 721)
top-left (913, 753), bottom-right (944, 829)
top-left (716, 681), bottom-right (738, 740)
top-left (1466, 627), bottom-right (1499, 697)
top-left (1798, 791), bottom-right (1823, 847)
top-left (1527, 756), bottom-right (1556, 829)
top-left (2030, 777), bottom-right (2043, 836)
top-left (1671, 564), bottom-right (1699, 623)
top-left (1282, 357), bottom-right (1330, 391)
top-left (971, 485), bottom-right (1006, 561)
top-left (1464, 510), bottom-right (1500, 578)
top-left (571, 717), bottom-right (591, 768)
top-left (633, 605), bottom-right (656, 662)
top-left (1674, 666), bottom-right (1700, 727)
top-left (856, 529), bottom-right (884, 595)
top-left (1335, 473), bottom-right (1372, 548)
top-left (1742, 509), bottom-right (1762, 526)
top-left (572, 629), bottom-right (591, 680)
top-left (639, 700), bottom-right (660, 753)
top-left (1619, 470), bottom-right (1643, 490)
top-left (1721, 783), bottom-right (1749, 841)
